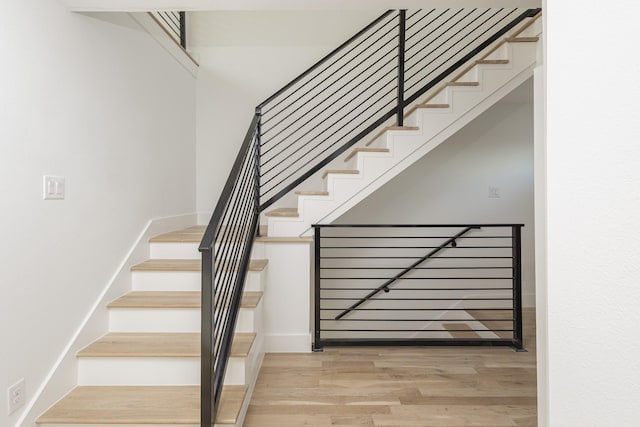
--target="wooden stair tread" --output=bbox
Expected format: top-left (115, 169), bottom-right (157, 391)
top-left (365, 125), bottom-right (419, 146)
top-left (36, 385), bottom-right (247, 425)
top-left (131, 258), bottom-right (268, 272)
top-left (322, 169), bottom-right (359, 179)
top-left (255, 235), bottom-right (314, 243)
top-left (417, 103), bottom-right (450, 109)
top-left (447, 81), bottom-right (480, 87)
top-left (505, 36), bottom-right (539, 42)
top-left (150, 226), bottom-right (206, 243)
top-left (264, 207), bottom-right (299, 217)
top-left (77, 332), bottom-right (255, 358)
top-left (476, 59), bottom-right (509, 65)
top-left (107, 290), bottom-right (263, 309)
top-left (150, 225), bottom-right (268, 243)
top-left (295, 190), bottom-right (329, 196)
top-left (344, 147), bottom-right (389, 162)
top-left (442, 323), bottom-right (482, 339)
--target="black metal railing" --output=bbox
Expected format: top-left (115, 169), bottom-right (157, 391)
top-left (199, 8), bottom-right (539, 425)
top-left (151, 11), bottom-right (187, 48)
top-left (313, 224), bottom-right (524, 350)
top-left (257, 8), bottom-right (540, 209)
top-left (198, 114), bottom-right (260, 427)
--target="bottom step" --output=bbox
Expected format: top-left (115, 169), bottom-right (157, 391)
top-left (37, 385), bottom-right (247, 426)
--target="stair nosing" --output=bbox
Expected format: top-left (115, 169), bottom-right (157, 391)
top-left (322, 169), bottom-right (359, 179)
top-left (264, 208), bottom-right (299, 218)
top-left (344, 147), bottom-right (390, 162)
top-left (107, 290), bottom-right (263, 309)
top-left (76, 332), bottom-right (256, 358)
top-left (130, 258), bottom-right (268, 272)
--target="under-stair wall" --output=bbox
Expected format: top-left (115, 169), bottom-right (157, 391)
top-left (337, 81), bottom-right (536, 306)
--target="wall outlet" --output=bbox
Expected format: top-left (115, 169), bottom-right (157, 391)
top-left (488, 186), bottom-right (500, 198)
top-left (43, 175), bottom-right (65, 200)
top-left (7, 378), bottom-right (25, 415)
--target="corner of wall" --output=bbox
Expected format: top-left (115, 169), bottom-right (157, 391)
top-left (17, 213), bottom-right (197, 427)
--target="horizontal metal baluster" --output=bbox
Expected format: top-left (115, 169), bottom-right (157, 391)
top-left (261, 14), bottom-right (398, 124)
top-left (404, 9), bottom-right (484, 73)
top-left (261, 49), bottom-right (398, 153)
top-left (261, 24), bottom-right (399, 132)
top-left (405, 9), bottom-right (435, 32)
top-left (261, 68), bottom-right (397, 170)
top-left (260, 89), bottom-right (397, 195)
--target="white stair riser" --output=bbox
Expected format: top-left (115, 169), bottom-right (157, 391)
top-left (132, 269), bottom-right (265, 292)
top-left (77, 356), bottom-right (249, 386)
top-left (77, 357), bottom-right (199, 386)
top-left (108, 305), bottom-right (260, 333)
top-left (108, 308), bottom-right (199, 333)
top-left (132, 271), bottom-right (200, 291)
top-left (150, 242), bottom-right (199, 259)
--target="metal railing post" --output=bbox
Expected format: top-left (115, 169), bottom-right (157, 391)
top-left (396, 10), bottom-right (406, 127)
top-left (512, 225), bottom-right (524, 350)
top-left (255, 108), bottom-right (262, 236)
top-left (200, 250), bottom-right (214, 427)
top-left (313, 226), bottom-right (322, 351)
top-left (179, 11), bottom-right (187, 48)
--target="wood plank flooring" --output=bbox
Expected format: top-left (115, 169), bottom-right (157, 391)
top-left (245, 309), bottom-right (537, 427)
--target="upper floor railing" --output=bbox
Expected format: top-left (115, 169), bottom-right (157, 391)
top-left (150, 11), bottom-right (187, 49)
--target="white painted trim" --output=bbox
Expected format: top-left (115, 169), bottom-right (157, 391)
top-left (61, 0), bottom-right (541, 12)
top-left (18, 213), bottom-right (197, 427)
top-left (264, 333), bottom-right (312, 353)
top-left (534, 64), bottom-right (548, 427)
top-left (129, 12), bottom-right (198, 78)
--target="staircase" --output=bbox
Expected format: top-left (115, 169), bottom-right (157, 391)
top-left (264, 13), bottom-right (542, 237)
top-left (37, 226), bottom-right (272, 427)
top-left (34, 8), bottom-right (542, 427)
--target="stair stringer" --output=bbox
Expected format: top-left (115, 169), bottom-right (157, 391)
top-left (266, 39), bottom-right (539, 237)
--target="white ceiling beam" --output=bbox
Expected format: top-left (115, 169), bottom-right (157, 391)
top-left (60, 0), bottom-right (541, 12)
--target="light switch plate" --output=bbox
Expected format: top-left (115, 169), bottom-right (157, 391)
top-left (43, 175), bottom-right (65, 200)
top-left (7, 378), bottom-right (25, 415)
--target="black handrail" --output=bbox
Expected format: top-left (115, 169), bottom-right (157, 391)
top-left (334, 226), bottom-right (480, 320)
top-left (199, 114), bottom-right (260, 427)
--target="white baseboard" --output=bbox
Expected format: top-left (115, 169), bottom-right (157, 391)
top-left (264, 333), bottom-right (312, 353)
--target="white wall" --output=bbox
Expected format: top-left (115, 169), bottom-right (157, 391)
top-left (337, 79), bottom-right (536, 306)
top-left (189, 11), bottom-right (381, 219)
top-left (544, 0), bottom-right (640, 425)
top-left (0, 3), bottom-right (196, 426)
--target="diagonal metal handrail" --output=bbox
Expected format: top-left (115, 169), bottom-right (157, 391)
top-left (334, 226), bottom-right (480, 320)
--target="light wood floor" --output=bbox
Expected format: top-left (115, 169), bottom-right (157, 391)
top-left (245, 309), bottom-right (536, 427)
